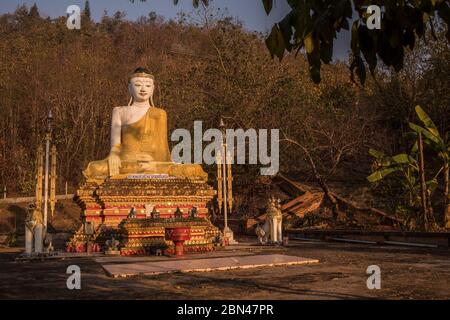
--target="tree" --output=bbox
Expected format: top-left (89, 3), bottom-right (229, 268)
top-left (0, 1), bottom-right (446, 233)
top-left (132, 0), bottom-right (209, 7)
top-left (139, 0), bottom-right (450, 84)
top-left (148, 11), bottom-right (157, 23)
top-left (408, 106), bottom-right (450, 227)
top-left (263, 0), bottom-right (450, 84)
top-left (367, 146), bottom-right (434, 229)
top-left (84, 1), bottom-right (91, 20)
top-left (29, 3), bottom-right (39, 18)
top-left (368, 105), bottom-right (448, 230)
top-left (173, 0), bottom-right (209, 7)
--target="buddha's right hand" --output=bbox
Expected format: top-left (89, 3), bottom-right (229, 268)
top-left (108, 153), bottom-right (122, 176)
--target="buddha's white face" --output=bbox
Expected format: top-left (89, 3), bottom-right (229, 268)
top-left (128, 77), bottom-right (154, 103)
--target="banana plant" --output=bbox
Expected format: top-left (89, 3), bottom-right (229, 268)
top-left (367, 148), bottom-right (419, 208)
top-left (409, 106), bottom-right (448, 157)
top-left (367, 145), bottom-right (440, 228)
top-left (408, 105), bottom-right (450, 227)
top-left (368, 105), bottom-right (449, 229)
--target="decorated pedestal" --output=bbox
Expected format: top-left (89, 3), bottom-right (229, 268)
top-left (70, 174), bottom-right (220, 254)
top-left (119, 217), bottom-right (218, 255)
top-left (76, 175), bottom-right (215, 226)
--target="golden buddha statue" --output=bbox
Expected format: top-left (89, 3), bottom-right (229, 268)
top-left (82, 68), bottom-right (207, 182)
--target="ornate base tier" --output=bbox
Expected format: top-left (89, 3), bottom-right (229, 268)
top-left (119, 217), bottom-right (219, 256)
top-left (69, 175), bottom-right (220, 255)
top-left (75, 176), bottom-right (216, 227)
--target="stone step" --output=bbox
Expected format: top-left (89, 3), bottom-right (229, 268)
top-left (102, 254), bottom-right (319, 278)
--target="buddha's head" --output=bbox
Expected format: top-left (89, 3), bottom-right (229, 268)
top-left (128, 67), bottom-right (155, 104)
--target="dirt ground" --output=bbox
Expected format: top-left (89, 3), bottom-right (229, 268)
top-left (0, 238), bottom-right (449, 300)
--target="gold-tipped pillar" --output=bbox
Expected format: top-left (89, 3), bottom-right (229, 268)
top-left (35, 146), bottom-right (44, 210)
top-left (218, 117), bottom-right (237, 245)
top-left (221, 144), bottom-right (228, 231)
top-left (43, 110), bottom-right (53, 228)
top-left (226, 151), bottom-right (233, 213)
top-left (50, 145), bottom-right (57, 218)
top-left (216, 152), bottom-right (223, 215)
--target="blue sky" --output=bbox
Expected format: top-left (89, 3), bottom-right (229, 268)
top-left (0, 0), bottom-right (350, 60)
top-left (0, 0), bottom-right (291, 32)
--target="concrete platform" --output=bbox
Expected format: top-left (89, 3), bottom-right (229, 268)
top-left (102, 254), bottom-right (319, 278)
top-left (15, 251), bottom-right (105, 261)
top-left (95, 250), bottom-right (255, 264)
top-left (223, 242), bottom-right (287, 251)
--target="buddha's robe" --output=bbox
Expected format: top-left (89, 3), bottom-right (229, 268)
top-left (82, 107), bottom-right (207, 181)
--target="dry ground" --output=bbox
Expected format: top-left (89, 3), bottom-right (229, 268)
top-left (0, 238), bottom-right (449, 300)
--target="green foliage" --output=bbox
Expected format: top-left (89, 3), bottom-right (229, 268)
top-left (368, 146), bottom-right (422, 208)
top-left (263, 0), bottom-right (450, 84)
top-left (263, 0), bottom-right (273, 14)
top-left (409, 105), bottom-right (449, 163)
top-left (0, 2), bottom-right (447, 224)
top-left (266, 25), bottom-right (287, 61)
top-left (368, 105), bottom-right (449, 227)
top-left (367, 149), bottom-right (418, 183)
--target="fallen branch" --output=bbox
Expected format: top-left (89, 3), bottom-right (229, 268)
top-left (332, 193), bottom-right (404, 225)
top-left (278, 174), bottom-right (404, 225)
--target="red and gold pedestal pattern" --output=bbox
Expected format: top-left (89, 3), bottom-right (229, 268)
top-left (69, 176), bottom-right (220, 255)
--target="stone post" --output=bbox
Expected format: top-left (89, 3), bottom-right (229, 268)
top-left (25, 227), bottom-right (33, 255)
top-left (219, 118), bottom-right (237, 245)
top-left (34, 224), bottom-right (44, 253)
top-left (50, 145), bottom-right (57, 217)
top-left (43, 110), bottom-right (53, 229)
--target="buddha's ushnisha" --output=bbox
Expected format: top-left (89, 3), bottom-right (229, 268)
top-left (83, 68), bottom-right (207, 181)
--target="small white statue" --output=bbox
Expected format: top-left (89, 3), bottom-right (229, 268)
top-left (25, 203), bottom-right (46, 255)
top-left (256, 197), bottom-right (283, 244)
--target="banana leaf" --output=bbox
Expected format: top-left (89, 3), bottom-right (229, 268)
top-left (367, 167), bottom-right (400, 182)
top-left (392, 153), bottom-right (414, 164)
top-left (409, 122), bottom-right (441, 144)
top-left (369, 148), bottom-right (386, 159)
top-left (415, 105), bottom-right (440, 138)
top-left (426, 179), bottom-right (439, 193)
